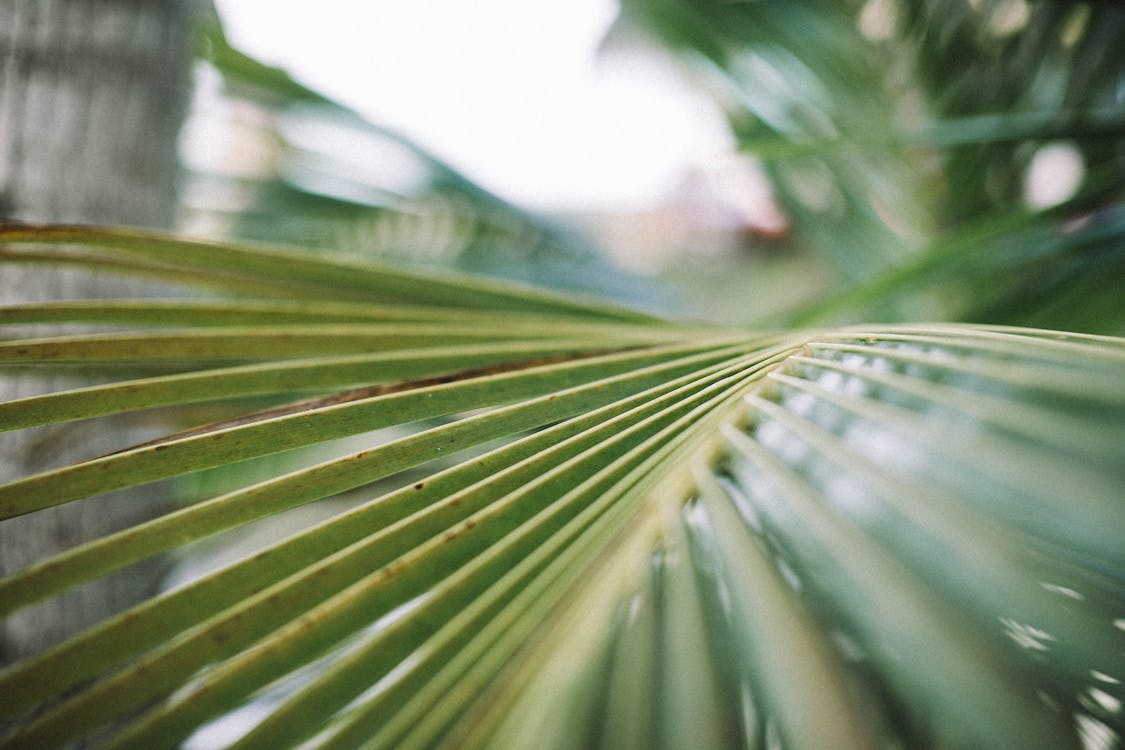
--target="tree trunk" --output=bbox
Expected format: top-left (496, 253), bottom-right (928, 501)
top-left (0, 0), bottom-right (197, 663)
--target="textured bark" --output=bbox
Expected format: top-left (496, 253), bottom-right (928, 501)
top-left (0, 0), bottom-right (197, 662)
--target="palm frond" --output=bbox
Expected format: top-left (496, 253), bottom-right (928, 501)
top-left (1, 226), bottom-right (1121, 749)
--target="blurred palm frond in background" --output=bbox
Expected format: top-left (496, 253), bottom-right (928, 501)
top-left (185, 13), bottom-right (663, 307)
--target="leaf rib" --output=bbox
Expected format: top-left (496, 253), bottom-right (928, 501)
top-left (0, 340), bottom-right (744, 519)
top-left (0, 344), bottom-right (767, 728)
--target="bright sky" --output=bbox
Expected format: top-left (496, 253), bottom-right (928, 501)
top-left (214, 0), bottom-right (732, 212)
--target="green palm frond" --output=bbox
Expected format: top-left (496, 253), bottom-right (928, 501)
top-left (2, 225), bottom-right (1121, 749)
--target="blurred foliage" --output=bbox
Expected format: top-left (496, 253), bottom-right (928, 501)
top-left (617, 0), bottom-right (1125, 333)
top-left (189, 11), bottom-right (662, 308)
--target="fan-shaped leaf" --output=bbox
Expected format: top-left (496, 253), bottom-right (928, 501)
top-left (1, 227), bottom-right (1121, 749)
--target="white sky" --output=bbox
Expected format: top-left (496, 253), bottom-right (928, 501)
top-left (214, 0), bottom-right (732, 212)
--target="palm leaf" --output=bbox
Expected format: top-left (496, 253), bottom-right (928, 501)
top-left (1, 226), bottom-right (1122, 749)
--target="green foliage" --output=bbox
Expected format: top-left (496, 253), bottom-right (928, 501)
top-left (619, 0), bottom-right (1125, 332)
top-left (1, 225), bottom-right (1122, 748)
top-left (2, 2), bottom-right (1124, 747)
